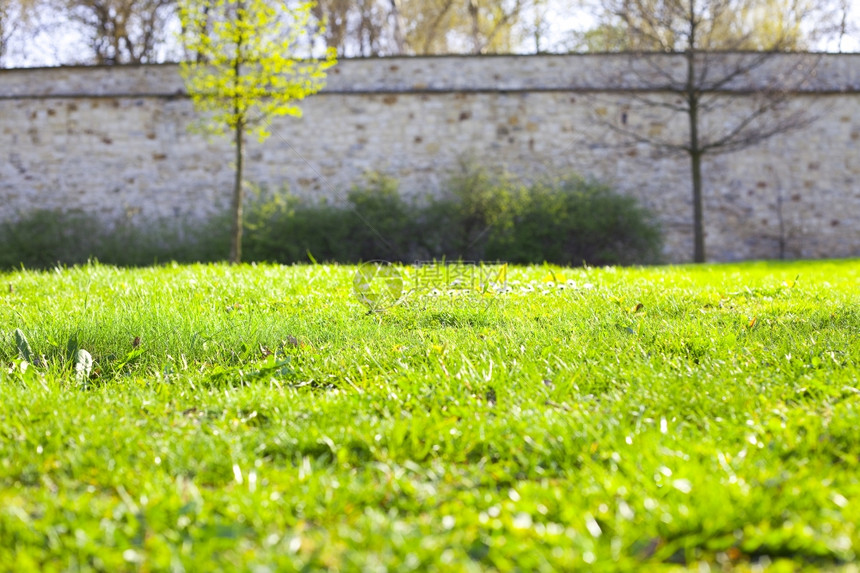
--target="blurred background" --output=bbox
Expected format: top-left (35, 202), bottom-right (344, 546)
top-left (2, 0), bottom-right (858, 69)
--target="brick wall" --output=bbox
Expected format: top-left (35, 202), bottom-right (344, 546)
top-left (1, 54), bottom-right (858, 262)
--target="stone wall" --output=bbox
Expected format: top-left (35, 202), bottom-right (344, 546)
top-left (1, 54), bottom-right (859, 263)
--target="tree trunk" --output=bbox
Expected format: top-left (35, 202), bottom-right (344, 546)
top-left (686, 51), bottom-right (706, 263)
top-left (230, 120), bottom-right (245, 265)
top-left (229, 3), bottom-right (245, 265)
top-left (468, 0), bottom-right (481, 54)
top-left (390, 0), bottom-right (405, 54)
top-left (690, 148), bottom-right (705, 263)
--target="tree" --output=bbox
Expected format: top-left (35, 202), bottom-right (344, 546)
top-left (0, 0), bottom-right (40, 67)
top-left (400, 0), bottom-right (526, 54)
top-left (0, 0), bottom-right (15, 65)
top-left (833, 0), bottom-right (857, 52)
top-left (306, 0), bottom-right (529, 56)
top-left (57, 0), bottom-right (176, 64)
top-left (178, 0), bottom-right (336, 263)
top-left (580, 0), bottom-right (841, 262)
top-left (310, 0), bottom-right (400, 56)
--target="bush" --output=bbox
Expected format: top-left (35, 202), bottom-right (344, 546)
top-left (485, 175), bottom-right (663, 266)
top-left (242, 174), bottom-right (420, 264)
top-left (0, 209), bottom-right (229, 270)
top-left (244, 167), bottom-right (661, 266)
top-left (419, 164), bottom-right (522, 261)
top-left (416, 165), bottom-right (662, 266)
top-left (0, 167), bottom-right (662, 269)
top-left (0, 210), bottom-right (95, 269)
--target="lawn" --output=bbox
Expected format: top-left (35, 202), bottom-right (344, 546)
top-left (1, 259), bottom-right (859, 571)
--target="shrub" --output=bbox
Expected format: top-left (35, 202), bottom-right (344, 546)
top-left (484, 175), bottom-right (663, 266)
top-left (342, 173), bottom-right (418, 261)
top-left (0, 168), bottom-right (662, 269)
top-left (419, 164), bottom-right (523, 261)
top-left (418, 164), bottom-right (662, 266)
top-left (0, 209), bottom-right (228, 270)
top-left (242, 174), bottom-right (420, 264)
top-left (0, 210), bottom-right (96, 269)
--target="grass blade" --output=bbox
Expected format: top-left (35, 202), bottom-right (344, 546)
top-left (14, 328), bottom-right (33, 363)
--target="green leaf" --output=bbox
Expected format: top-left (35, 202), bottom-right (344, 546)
top-left (177, 0), bottom-right (336, 148)
top-left (66, 334), bottom-right (79, 360)
top-left (14, 329), bottom-right (33, 363)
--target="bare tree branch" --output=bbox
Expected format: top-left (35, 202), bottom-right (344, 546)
top-left (57, 0), bottom-right (175, 64)
top-left (578, 0), bottom-right (833, 262)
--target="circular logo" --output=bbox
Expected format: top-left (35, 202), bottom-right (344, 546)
top-left (352, 261), bottom-right (404, 311)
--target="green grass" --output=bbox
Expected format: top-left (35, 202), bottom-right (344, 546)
top-left (1, 260), bottom-right (859, 571)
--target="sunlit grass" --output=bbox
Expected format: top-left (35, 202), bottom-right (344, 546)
top-left (1, 260), bottom-right (859, 571)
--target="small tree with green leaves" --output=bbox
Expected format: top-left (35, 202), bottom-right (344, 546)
top-left (178, 0), bottom-right (335, 263)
